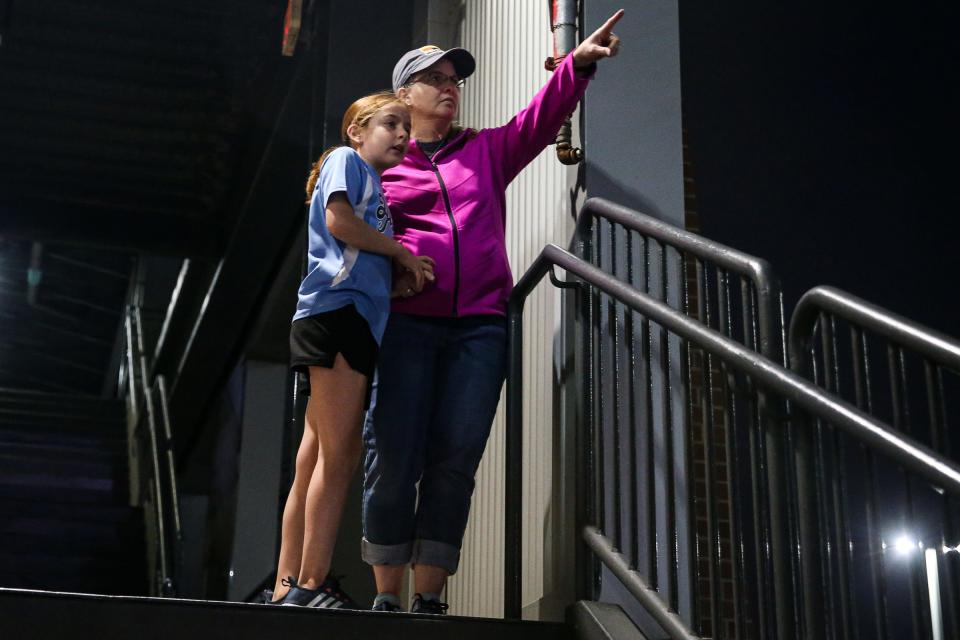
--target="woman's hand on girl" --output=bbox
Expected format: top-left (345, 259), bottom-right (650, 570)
top-left (392, 270), bottom-right (420, 298)
top-left (572, 9), bottom-right (623, 68)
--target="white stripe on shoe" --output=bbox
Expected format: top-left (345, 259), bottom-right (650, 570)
top-left (307, 594), bottom-right (330, 607)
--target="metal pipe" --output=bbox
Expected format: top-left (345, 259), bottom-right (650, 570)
top-left (550, 0), bottom-right (582, 164)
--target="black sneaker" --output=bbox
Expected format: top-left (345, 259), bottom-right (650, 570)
top-left (266, 576), bottom-right (296, 605)
top-left (411, 593), bottom-right (449, 615)
top-left (282, 575), bottom-right (358, 609)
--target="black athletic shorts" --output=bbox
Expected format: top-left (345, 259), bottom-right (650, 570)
top-left (290, 304), bottom-right (379, 408)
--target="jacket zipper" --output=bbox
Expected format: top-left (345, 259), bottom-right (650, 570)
top-left (429, 158), bottom-right (460, 316)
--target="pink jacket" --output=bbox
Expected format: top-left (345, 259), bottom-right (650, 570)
top-left (382, 55), bottom-right (593, 317)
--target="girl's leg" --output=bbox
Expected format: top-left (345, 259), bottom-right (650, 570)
top-left (297, 356), bottom-right (368, 588)
top-left (271, 393), bottom-right (319, 601)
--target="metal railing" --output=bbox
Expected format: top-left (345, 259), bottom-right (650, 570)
top-left (573, 197), bottom-right (784, 362)
top-left (123, 303), bottom-right (183, 597)
top-left (788, 286), bottom-right (960, 639)
top-left (566, 197), bottom-right (790, 637)
top-left (505, 240), bottom-right (960, 639)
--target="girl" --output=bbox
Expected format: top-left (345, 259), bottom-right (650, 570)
top-left (270, 91), bottom-right (434, 608)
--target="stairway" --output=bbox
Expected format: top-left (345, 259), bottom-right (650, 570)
top-left (0, 388), bottom-right (146, 595)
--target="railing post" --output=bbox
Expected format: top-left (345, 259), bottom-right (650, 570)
top-left (504, 256), bottom-right (557, 619)
top-left (573, 213), bottom-right (597, 603)
top-left (504, 293), bottom-right (525, 619)
top-left (156, 374), bottom-right (182, 595)
top-left (784, 307), bottom-right (825, 639)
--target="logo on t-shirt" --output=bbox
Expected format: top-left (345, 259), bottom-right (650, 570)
top-left (375, 192), bottom-right (392, 233)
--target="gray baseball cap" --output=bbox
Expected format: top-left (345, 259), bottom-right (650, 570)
top-left (392, 45), bottom-right (476, 93)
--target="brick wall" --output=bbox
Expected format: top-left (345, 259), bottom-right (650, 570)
top-left (682, 128), bottom-right (742, 639)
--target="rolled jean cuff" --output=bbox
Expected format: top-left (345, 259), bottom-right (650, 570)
top-left (362, 538), bottom-right (413, 566)
top-left (411, 538), bottom-right (461, 575)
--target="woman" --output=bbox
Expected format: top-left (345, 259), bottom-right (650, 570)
top-left (362, 10), bottom-right (624, 614)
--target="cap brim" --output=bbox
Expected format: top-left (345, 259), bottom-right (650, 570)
top-left (406, 48), bottom-right (476, 83)
top-left (439, 48), bottom-right (476, 80)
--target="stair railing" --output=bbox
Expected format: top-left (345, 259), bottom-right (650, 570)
top-left (788, 286), bottom-right (960, 639)
top-left (559, 196), bottom-right (791, 637)
top-left (506, 241), bottom-right (960, 639)
top-left (123, 303), bottom-right (182, 597)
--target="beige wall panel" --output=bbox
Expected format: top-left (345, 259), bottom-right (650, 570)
top-left (443, 0), bottom-right (579, 619)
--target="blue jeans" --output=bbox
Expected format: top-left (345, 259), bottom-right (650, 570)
top-left (361, 313), bottom-right (507, 575)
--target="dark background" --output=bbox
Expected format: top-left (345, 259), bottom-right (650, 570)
top-left (679, 2), bottom-right (956, 334)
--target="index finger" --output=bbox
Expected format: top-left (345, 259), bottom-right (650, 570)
top-left (598, 9), bottom-right (624, 34)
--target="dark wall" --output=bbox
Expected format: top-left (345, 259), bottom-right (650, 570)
top-left (584, 2), bottom-right (687, 636)
top-left (322, 0), bottom-right (417, 151)
top-left (584, 1), bottom-right (685, 226)
top-left (679, 2), bottom-right (957, 334)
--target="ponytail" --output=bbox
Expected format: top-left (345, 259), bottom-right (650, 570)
top-left (305, 146), bottom-right (343, 202)
top-left (304, 90), bottom-right (405, 203)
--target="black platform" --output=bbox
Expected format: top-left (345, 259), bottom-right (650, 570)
top-left (0, 588), bottom-right (573, 640)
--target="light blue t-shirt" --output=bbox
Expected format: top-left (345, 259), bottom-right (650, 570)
top-left (293, 146), bottom-right (393, 343)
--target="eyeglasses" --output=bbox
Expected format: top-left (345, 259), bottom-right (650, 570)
top-left (408, 70), bottom-right (465, 89)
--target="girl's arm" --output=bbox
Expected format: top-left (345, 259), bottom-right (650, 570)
top-left (326, 192), bottom-right (435, 290)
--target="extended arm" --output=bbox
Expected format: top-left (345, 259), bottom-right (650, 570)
top-left (496, 9), bottom-right (624, 180)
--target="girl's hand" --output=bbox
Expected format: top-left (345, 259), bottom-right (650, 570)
top-left (394, 248), bottom-right (435, 293)
top-left (572, 9), bottom-right (623, 68)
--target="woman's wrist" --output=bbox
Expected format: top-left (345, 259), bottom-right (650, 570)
top-left (573, 60), bottom-right (597, 75)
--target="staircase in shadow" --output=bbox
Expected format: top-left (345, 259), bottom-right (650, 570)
top-left (0, 388), bottom-right (146, 596)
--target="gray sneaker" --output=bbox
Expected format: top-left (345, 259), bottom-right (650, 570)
top-left (411, 593), bottom-right (449, 615)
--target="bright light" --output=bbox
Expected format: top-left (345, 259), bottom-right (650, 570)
top-left (944, 545), bottom-right (960, 554)
top-left (893, 535), bottom-right (919, 556)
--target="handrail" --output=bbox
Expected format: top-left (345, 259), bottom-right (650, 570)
top-left (123, 303), bottom-right (181, 596)
top-left (583, 526), bottom-right (701, 640)
top-left (789, 285), bottom-right (960, 373)
top-left (573, 196), bottom-right (784, 361)
top-left (786, 284), bottom-right (960, 638)
top-left (568, 197), bottom-right (791, 636)
top-left (156, 374), bottom-right (183, 586)
top-left (504, 243), bottom-right (960, 629)
top-left (132, 305), bottom-right (169, 595)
